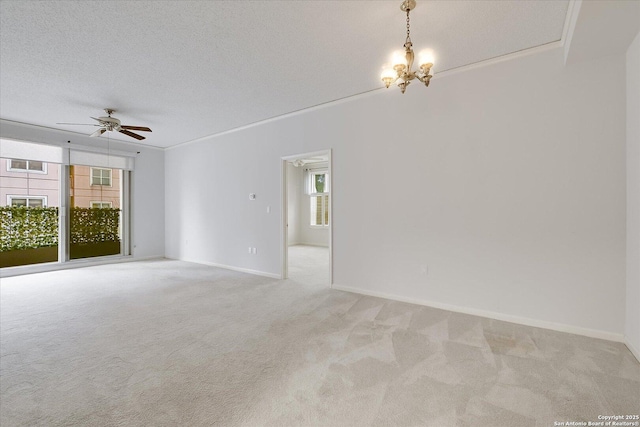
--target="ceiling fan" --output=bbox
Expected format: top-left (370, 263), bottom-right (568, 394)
top-left (57, 108), bottom-right (152, 141)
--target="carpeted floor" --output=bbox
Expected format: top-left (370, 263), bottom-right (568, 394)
top-left (1, 259), bottom-right (638, 426)
top-left (287, 244), bottom-right (330, 286)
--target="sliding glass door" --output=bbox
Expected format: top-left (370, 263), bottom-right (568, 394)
top-left (69, 165), bottom-right (124, 259)
top-left (0, 139), bottom-right (133, 269)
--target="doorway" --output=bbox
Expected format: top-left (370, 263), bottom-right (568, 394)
top-left (282, 150), bottom-right (332, 286)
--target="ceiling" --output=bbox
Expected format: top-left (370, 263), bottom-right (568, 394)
top-left (0, 1), bottom-right (569, 149)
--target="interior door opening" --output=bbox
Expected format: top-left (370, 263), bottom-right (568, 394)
top-left (282, 150), bottom-right (332, 286)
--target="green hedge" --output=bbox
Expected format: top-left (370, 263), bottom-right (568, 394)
top-left (0, 206), bottom-right (121, 252)
top-left (0, 206), bottom-right (59, 251)
top-left (70, 208), bottom-right (120, 245)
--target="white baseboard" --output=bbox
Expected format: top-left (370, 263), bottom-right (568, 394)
top-left (332, 284), bottom-right (624, 343)
top-left (176, 258), bottom-right (281, 279)
top-left (289, 243), bottom-right (329, 248)
top-left (0, 255), bottom-right (164, 278)
top-left (624, 337), bottom-right (640, 363)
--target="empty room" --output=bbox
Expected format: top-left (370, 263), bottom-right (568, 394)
top-left (1, 1), bottom-right (639, 426)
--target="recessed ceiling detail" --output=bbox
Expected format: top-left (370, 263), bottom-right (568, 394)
top-left (0, 1), bottom-right (570, 148)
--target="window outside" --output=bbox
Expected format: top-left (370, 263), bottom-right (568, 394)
top-left (9, 196), bottom-right (46, 207)
top-left (91, 168), bottom-right (112, 186)
top-left (91, 201), bottom-right (113, 209)
top-left (309, 171), bottom-right (329, 227)
top-left (8, 159), bottom-right (46, 173)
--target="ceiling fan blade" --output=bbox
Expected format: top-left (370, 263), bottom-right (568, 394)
top-left (56, 122), bottom-right (99, 126)
top-left (120, 125), bottom-right (152, 132)
top-left (90, 128), bottom-right (106, 137)
top-left (119, 129), bottom-right (145, 140)
top-left (90, 117), bottom-right (103, 122)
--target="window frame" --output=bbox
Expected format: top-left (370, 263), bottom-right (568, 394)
top-left (307, 169), bottom-right (330, 227)
top-left (90, 201), bottom-right (113, 209)
top-left (309, 194), bottom-right (330, 228)
top-left (90, 167), bottom-right (112, 187)
top-left (307, 170), bottom-right (330, 195)
top-left (7, 159), bottom-right (47, 174)
top-left (6, 195), bottom-right (48, 207)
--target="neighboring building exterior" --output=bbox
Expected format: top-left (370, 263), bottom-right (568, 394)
top-left (0, 158), bottom-right (121, 208)
top-left (0, 158), bottom-right (60, 207)
top-left (70, 165), bottom-right (121, 208)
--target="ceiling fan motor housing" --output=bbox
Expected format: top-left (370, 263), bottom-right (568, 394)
top-left (99, 116), bottom-right (121, 131)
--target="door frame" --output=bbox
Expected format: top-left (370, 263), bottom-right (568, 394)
top-left (281, 149), bottom-right (333, 286)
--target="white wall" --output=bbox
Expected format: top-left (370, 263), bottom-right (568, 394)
top-left (626, 31), bottom-right (640, 359)
top-left (165, 45), bottom-right (627, 338)
top-left (0, 121), bottom-right (165, 260)
top-left (286, 163), bottom-right (301, 245)
top-left (129, 146), bottom-right (165, 259)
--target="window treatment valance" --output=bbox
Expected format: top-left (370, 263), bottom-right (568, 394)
top-left (0, 138), bottom-right (135, 170)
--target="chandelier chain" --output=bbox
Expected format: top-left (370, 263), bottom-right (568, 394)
top-left (405, 9), bottom-right (411, 44)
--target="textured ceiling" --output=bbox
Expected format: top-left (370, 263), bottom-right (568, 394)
top-left (0, 1), bottom-right (569, 148)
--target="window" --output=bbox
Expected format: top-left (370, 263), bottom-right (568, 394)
top-left (0, 142), bottom-right (133, 269)
top-left (308, 170), bottom-right (329, 226)
top-left (7, 195), bottom-right (47, 207)
top-left (91, 201), bottom-right (113, 209)
top-left (308, 172), bottom-right (329, 194)
top-left (8, 159), bottom-right (46, 173)
top-left (90, 168), bottom-right (112, 186)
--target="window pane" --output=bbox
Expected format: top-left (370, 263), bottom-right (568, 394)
top-left (91, 168), bottom-right (112, 186)
top-left (310, 196), bottom-right (318, 226)
top-left (324, 195), bottom-right (329, 225)
top-left (1, 156), bottom-right (60, 267)
top-left (28, 161), bottom-right (44, 171)
top-left (314, 174), bottom-right (326, 193)
top-left (71, 165), bottom-right (121, 259)
top-left (11, 160), bottom-right (27, 170)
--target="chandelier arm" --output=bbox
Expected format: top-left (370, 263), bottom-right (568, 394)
top-left (415, 73), bottom-right (432, 86)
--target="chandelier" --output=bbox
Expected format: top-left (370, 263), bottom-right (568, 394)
top-left (381, 0), bottom-right (434, 94)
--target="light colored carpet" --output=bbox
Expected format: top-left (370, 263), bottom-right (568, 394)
top-left (287, 245), bottom-right (329, 286)
top-left (1, 259), bottom-right (638, 427)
